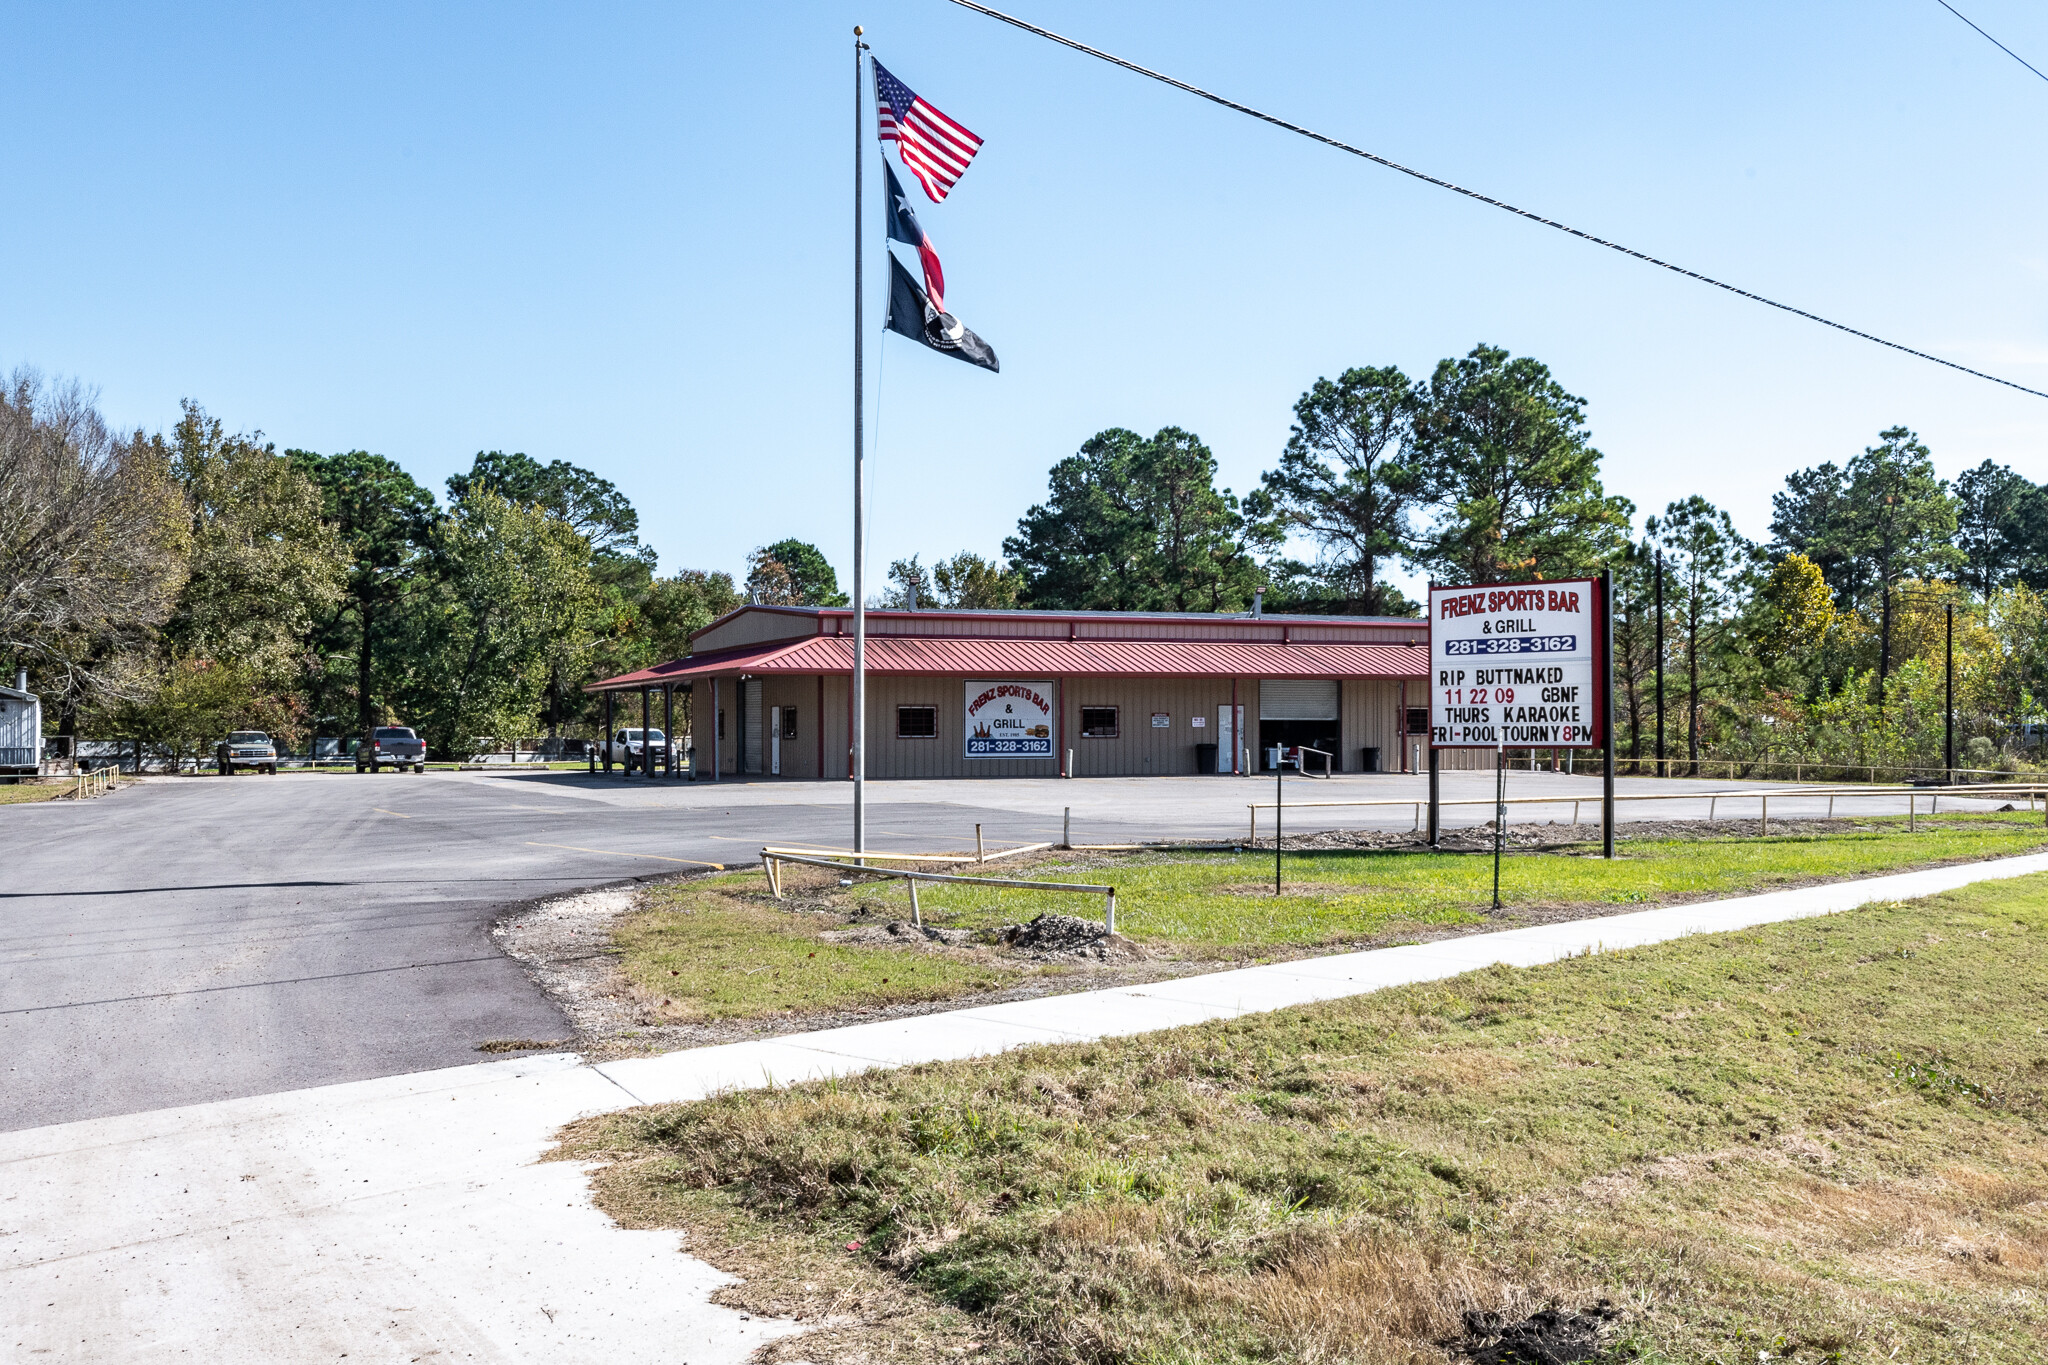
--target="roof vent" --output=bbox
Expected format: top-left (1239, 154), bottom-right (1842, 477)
top-left (1251, 589), bottom-right (1264, 618)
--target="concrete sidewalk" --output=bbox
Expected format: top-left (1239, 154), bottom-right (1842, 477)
top-left (10, 851), bottom-right (2048, 1363)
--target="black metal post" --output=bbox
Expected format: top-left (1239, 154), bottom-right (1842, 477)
top-left (1492, 745), bottom-right (1505, 910)
top-left (664, 684), bottom-right (675, 778)
top-left (1653, 548), bottom-right (1665, 779)
top-left (1274, 753), bottom-right (1283, 894)
top-left (1601, 566), bottom-right (1616, 858)
top-left (1427, 745), bottom-right (1440, 847)
top-left (641, 686), bottom-right (651, 777)
top-left (1945, 603), bottom-right (1955, 781)
top-left (602, 690), bottom-right (614, 775)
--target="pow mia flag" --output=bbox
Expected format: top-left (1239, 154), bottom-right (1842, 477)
top-left (885, 254), bottom-right (998, 373)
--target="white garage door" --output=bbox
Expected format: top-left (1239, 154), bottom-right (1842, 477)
top-left (1258, 680), bottom-right (1338, 720)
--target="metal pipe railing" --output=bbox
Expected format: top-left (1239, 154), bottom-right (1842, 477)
top-left (1243, 781), bottom-right (2048, 844)
top-left (760, 849), bottom-right (1119, 933)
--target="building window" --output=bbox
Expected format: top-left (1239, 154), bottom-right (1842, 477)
top-left (1405, 707), bottom-right (1428, 735)
top-left (897, 705), bottom-right (938, 738)
top-left (781, 708), bottom-right (798, 740)
top-left (717, 710), bottom-right (726, 740)
top-left (1080, 706), bottom-right (1119, 738)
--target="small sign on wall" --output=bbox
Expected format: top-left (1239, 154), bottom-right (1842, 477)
top-left (1151, 713), bottom-right (1170, 728)
top-left (1190, 715), bottom-right (1205, 728)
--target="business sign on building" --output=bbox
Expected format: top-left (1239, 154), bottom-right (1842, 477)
top-left (1428, 579), bottom-right (1603, 748)
top-left (964, 679), bottom-right (1056, 759)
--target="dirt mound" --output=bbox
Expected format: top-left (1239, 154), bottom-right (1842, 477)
top-left (999, 913), bottom-right (1138, 960)
top-left (1458, 1303), bottom-right (1618, 1365)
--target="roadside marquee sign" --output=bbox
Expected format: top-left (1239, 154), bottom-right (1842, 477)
top-left (1428, 578), bottom-right (1605, 748)
top-left (963, 679), bottom-right (1056, 759)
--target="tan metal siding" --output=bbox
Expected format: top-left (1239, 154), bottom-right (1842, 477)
top-left (692, 611), bottom-right (818, 655)
top-left (1067, 678), bottom-right (1243, 777)
top-left (860, 675), bottom-right (1063, 779)
top-left (1341, 680), bottom-right (1403, 773)
top-left (761, 675), bottom-right (818, 778)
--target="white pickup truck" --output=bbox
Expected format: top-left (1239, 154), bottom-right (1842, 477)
top-left (604, 728), bottom-right (668, 773)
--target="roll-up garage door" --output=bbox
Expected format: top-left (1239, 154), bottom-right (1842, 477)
top-left (1258, 679), bottom-right (1338, 720)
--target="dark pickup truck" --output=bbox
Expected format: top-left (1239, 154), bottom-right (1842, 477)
top-left (356, 726), bottom-right (427, 773)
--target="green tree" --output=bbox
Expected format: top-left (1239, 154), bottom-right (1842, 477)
top-left (1406, 345), bottom-right (1632, 585)
top-left (932, 551), bottom-right (1022, 609)
top-left (447, 451), bottom-right (650, 567)
top-left (637, 569), bottom-right (741, 663)
top-left (1767, 463), bottom-right (1855, 597)
top-left (152, 403), bottom-right (346, 723)
top-left (1005, 427), bottom-right (1262, 611)
top-left (1844, 428), bottom-right (1960, 690)
top-left (1256, 366), bottom-right (1418, 613)
top-left (882, 555), bottom-right (932, 608)
top-left (1952, 459), bottom-right (2040, 598)
top-left (393, 490), bottom-right (601, 755)
top-left (1648, 496), bottom-right (1750, 774)
top-left (746, 538), bottom-right (847, 606)
top-left (288, 450), bottom-right (439, 735)
top-left (1607, 540), bottom-right (1658, 762)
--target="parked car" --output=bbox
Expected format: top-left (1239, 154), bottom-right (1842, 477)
top-left (356, 726), bottom-right (427, 773)
top-left (604, 727), bottom-right (668, 772)
top-left (216, 731), bottom-right (278, 776)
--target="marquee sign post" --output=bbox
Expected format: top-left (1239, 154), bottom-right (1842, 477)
top-left (1426, 574), bottom-right (1616, 858)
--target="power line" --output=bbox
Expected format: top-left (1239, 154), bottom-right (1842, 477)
top-left (942, 0), bottom-right (2048, 402)
top-left (1931, 0), bottom-right (2048, 85)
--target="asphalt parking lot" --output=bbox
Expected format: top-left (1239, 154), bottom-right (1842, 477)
top-left (2, 767), bottom-right (2008, 1130)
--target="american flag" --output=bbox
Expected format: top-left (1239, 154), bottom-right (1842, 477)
top-left (872, 59), bottom-right (983, 203)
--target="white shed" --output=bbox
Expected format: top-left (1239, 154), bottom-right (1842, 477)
top-left (0, 669), bottom-right (43, 773)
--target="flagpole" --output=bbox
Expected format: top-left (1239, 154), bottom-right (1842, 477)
top-left (852, 25), bottom-right (868, 857)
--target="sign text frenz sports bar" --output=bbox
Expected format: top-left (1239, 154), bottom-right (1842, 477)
top-left (1428, 579), bottom-right (1604, 747)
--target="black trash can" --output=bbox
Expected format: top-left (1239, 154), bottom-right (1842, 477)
top-left (1360, 746), bottom-right (1381, 773)
top-left (1194, 742), bottom-right (1218, 774)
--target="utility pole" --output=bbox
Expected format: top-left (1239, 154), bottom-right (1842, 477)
top-left (1945, 601), bottom-right (1955, 781)
top-left (1879, 581), bottom-right (1892, 716)
top-left (1654, 548), bottom-right (1665, 779)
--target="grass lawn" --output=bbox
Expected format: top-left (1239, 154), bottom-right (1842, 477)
top-left (889, 815), bottom-right (2048, 951)
top-left (610, 817), bottom-right (2048, 1028)
top-left (0, 783), bottom-right (68, 803)
top-left (615, 885), bottom-right (1035, 1024)
top-left (564, 872), bottom-right (2048, 1364)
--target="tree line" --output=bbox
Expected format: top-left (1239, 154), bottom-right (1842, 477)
top-left (8, 344), bottom-right (2048, 771)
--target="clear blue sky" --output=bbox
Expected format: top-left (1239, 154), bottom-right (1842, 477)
top-left (7, 1), bottom-right (2046, 600)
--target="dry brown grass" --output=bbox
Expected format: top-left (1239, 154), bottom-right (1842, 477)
top-left (560, 874), bottom-right (2048, 1364)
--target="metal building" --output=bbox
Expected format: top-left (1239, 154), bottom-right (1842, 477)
top-left (1, 668), bottom-right (43, 775)
top-left (588, 606), bottom-right (1434, 779)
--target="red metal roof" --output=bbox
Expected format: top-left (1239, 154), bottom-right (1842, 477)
top-left (588, 635), bottom-right (1427, 691)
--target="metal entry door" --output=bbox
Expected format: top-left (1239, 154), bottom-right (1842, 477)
top-left (1215, 704), bottom-right (1244, 772)
top-left (743, 680), bottom-right (763, 774)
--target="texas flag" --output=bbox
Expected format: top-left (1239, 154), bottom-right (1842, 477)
top-left (882, 161), bottom-right (946, 311)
